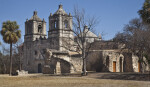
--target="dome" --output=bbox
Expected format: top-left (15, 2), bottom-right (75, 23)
top-left (29, 11), bottom-right (42, 21)
top-left (54, 4), bottom-right (67, 15)
top-left (86, 31), bottom-right (97, 38)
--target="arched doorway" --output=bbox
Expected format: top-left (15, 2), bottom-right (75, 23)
top-left (38, 63), bottom-right (42, 73)
top-left (120, 57), bottom-right (123, 72)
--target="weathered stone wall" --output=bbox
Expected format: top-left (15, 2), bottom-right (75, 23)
top-left (86, 51), bottom-right (107, 72)
top-left (132, 54), bottom-right (149, 72)
top-left (132, 54), bottom-right (139, 72)
top-left (122, 52), bottom-right (133, 72)
top-left (102, 50), bottom-right (124, 72)
top-left (87, 50), bottom-right (125, 72)
top-left (23, 39), bottom-right (48, 73)
top-left (143, 57), bottom-right (150, 72)
top-left (70, 57), bottom-right (82, 72)
top-left (48, 7), bottom-right (74, 52)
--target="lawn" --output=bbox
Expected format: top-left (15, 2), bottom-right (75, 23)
top-left (0, 74), bottom-right (150, 87)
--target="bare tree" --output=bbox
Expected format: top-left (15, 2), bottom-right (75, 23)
top-left (62, 6), bottom-right (99, 75)
top-left (13, 39), bottom-right (23, 71)
top-left (0, 44), bottom-right (10, 74)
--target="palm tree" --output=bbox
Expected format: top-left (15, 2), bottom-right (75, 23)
top-left (0, 21), bottom-right (21, 76)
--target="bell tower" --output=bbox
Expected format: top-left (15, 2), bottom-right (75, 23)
top-left (24, 11), bottom-right (46, 42)
top-left (48, 4), bottom-right (74, 51)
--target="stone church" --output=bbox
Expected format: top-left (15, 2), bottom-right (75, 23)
top-left (19, 5), bottom-right (149, 74)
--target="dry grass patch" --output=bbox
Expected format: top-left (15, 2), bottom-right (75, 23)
top-left (0, 74), bottom-right (149, 87)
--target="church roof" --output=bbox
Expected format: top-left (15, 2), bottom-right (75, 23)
top-left (29, 11), bottom-right (42, 21)
top-left (89, 41), bottom-right (120, 50)
top-left (54, 4), bottom-right (67, 15)
top-left (79, 26), bottom-right (98, 38)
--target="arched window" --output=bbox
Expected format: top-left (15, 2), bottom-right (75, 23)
top-left (54, 21), bottom-right (57, 29)
top-left (27, 28), bottom-right (29, 34)
top-left (106, 56), bottom-right (109, 67)
top-left (38, 25), bottom-right (42, 33)
top-left (64, 20), bottom-right (68, 28)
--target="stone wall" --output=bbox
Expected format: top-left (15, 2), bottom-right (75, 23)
top-left (87, 50), bottom-right (125, 72)
top-left (70, 57), bottom-right (82, 72)
top-left (102, 50), bottom-right (124, 72)
top-left (122, 52), bottom-right (134, 72)
top-left (86, 51), bottom-right (107, 72)
top-left (23, 39), bottom-right (48, 73)
top-left (132, 54), bottom-right (139, 72)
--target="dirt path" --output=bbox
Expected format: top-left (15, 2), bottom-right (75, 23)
top-left (86, 72), bottom-right (150, 81)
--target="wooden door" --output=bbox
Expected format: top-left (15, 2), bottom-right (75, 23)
top-left (138, 62), bottom-right (140, 72)
top-left (113, 61), bottom-right (116, 72)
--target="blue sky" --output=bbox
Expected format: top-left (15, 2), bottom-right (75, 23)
top-left (0, 0), bottom-right (145, 45)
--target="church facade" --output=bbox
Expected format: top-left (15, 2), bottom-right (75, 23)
top-left (21, 5), bottom-right (83, 73)
top-left (20, 5), bottom-right (149, 74)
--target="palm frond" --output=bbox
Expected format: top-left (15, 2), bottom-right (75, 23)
top-left (1, 21), bottom-right (21, 44)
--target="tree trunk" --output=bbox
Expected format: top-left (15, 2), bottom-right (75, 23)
top-left (19, 53), bottom-right (21, 71)
top-left (148, 54), bottom-right (150, 79)
top-left (3, 63), bottom-right (6, 74)
top-left (9, 43), bottom-right (12, 76)
top-left (141, 54), bottom-right (145, 73)
top-left (141, 62), bottom-right (145, 73)
top-left (82, 57), bottom-right (87, 75)
top-left (82, 41), bottom-right (87, 76)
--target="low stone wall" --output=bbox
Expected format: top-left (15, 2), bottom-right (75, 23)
top-left (16, 70), bottom-right (28, 76)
